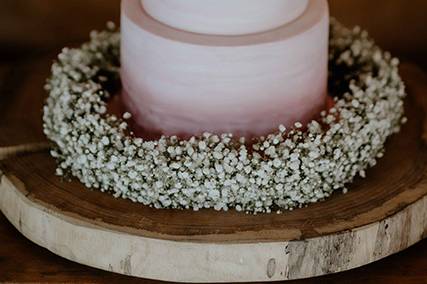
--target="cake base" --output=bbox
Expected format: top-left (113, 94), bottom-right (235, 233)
top-left (1, 60), bottom-right (427, 283)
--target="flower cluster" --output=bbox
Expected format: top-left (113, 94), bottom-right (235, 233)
top-left (43, 20), bottom-right (406, 213)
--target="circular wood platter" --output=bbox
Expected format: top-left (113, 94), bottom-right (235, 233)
top-left (1, 60), bottom-right (427, 283)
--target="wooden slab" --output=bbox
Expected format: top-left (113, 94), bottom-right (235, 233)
top-left (1, 59), bottom-right (427, 282)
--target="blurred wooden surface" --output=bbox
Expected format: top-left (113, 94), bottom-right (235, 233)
top-left (1, 0), bottom-right (427, 283)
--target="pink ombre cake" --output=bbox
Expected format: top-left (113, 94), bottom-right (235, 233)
top-left (121, 0), bottom-right (330, 137)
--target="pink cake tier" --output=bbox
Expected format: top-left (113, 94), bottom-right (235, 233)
top-left (121, 0), bottom-right (329, 138)
top-left (141, 0), bottom-right (309, 36)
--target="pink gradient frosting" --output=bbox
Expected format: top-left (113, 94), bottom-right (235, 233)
top-left (121, 0), bottom-right (329, 137)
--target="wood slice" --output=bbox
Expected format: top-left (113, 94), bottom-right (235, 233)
top-left (1, 59), bottom-right (427, 283)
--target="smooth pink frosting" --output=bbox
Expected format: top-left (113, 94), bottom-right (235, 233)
top-left (121, 0), bottom-right (329, 137)
top-left (141, 0), bottom-right (309, 36)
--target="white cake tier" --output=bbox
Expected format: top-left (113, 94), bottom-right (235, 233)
top-left (141, 0), bottom-right (309, 36)
top-left (121, 0), bottom-right (329, 138)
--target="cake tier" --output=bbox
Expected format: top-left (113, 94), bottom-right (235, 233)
top-left (141, 0), bottom-right (309, 36)
top-left (121, 0), bottom-right (329, 138)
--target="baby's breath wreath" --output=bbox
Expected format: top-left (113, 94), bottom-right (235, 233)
top-left (43, 20), bottom-right (406, 214)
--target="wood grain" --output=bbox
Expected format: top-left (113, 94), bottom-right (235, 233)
top-left (0, 212), bottom-right (426, 284)
top-left (0, 59), bottom-right (427, 282)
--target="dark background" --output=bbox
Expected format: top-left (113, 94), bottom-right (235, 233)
top-left (1, 0), bottom-right (427, 69)
top-left (0, 0), bottom-right (427, 283)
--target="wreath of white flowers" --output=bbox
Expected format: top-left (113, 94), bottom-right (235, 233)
top-left (43, 20), bottom-right (406, 214)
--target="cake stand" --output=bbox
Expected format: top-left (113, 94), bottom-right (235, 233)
top-left (0, 58), bottom-right (426, 283)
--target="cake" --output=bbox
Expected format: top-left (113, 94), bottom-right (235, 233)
top-left (121, 0), bottom-right (330, 137)
top-left (43, 1), bottom-right (406, 213)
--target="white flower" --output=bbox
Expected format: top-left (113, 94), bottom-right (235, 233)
top-left (42, 21), bottom-right (406, 213)
top-left (123, 112), bottom-right (132, 120)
